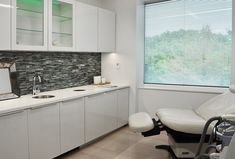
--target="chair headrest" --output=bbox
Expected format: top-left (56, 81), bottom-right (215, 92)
top-left (229, 85), bottom-right (235, 93)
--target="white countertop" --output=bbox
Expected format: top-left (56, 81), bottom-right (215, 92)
top-left (0, 85), bottom-right (129, 115)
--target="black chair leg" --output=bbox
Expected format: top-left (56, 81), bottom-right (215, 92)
top-left (155, 145), bottom-right (193, 159)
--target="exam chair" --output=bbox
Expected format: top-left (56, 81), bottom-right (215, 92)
top-left (223, 133), bottom-right (235, 159)
top-left (129, 86), bottom-right (235, 159)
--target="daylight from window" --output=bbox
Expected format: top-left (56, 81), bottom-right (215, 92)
top-left (144, 0), bottom-right (232, 87)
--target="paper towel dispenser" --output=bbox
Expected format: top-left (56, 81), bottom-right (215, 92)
top-left (0, 68), bottom-right (12, 94)
top-left (0, 61), bottom-right (20, 101)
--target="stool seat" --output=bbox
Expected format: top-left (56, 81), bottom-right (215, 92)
top-left (129, 112), bottom-right (154, 133)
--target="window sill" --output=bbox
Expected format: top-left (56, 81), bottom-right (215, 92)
top-left (138, 84), bottom-right (228, 94)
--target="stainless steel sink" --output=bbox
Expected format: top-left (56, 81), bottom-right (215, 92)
top-left (74, 89), bottom-right (86, 92)
top-left (32, 95), bottom-right (55, 99)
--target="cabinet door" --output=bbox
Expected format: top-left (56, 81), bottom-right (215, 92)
top-left (0, 0), bottom-right (11, 50)
top-left (49, 0), bottom-right (75, 51)
top-left (103, 91), bottom-right (118, 132)
top-left (117, 88), bottom-right (129, 127)
top-left (28, 103), bottom-right (60, 159)
top-left (76, 2), bottom-right (98, 52)
top-left (60, 98), bottom-right (85, 154)
top-left (85, 91), bottom-right (117, 142)
top-left (0, 110), bottom-right (28, 159)
top-left (85, 93), bottom-right (104, 142)
top-left (98, 8), bottom-right (116, 52)
top-left (12, 0), bottom-right (48, 51)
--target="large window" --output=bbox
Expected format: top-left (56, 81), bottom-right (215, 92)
top-left (144, 0), bottom-right (232, 87)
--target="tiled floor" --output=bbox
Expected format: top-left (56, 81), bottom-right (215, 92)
top-left (57, 126), bottom-right (171, 159)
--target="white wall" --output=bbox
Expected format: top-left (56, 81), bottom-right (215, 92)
top-left (101, 0), bottom-right (138, 115)
top-left (138, 89), bottom-right (219, 118)
top-left (101, 0), bottom-right (234, 117)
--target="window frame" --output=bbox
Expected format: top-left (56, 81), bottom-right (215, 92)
top-left (141, 0), bottom-right (233, 92)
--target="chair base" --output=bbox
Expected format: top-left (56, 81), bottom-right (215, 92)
top-left (155, 145), bottom-right (194, 159)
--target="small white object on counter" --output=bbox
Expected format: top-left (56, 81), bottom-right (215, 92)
top-left (93, 76), bottom-right (101, 84)
top-left (101, 77), bottom-right (106, 84)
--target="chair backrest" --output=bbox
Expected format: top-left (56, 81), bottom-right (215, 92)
top-left (195, 87), bottom-right (235, 120)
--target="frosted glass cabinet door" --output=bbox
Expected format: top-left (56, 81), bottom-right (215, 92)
top-left (0, 0), bottom-right (11, 50)
top-left (49, 0), bottom-right (75, 51)
top-left (12, 0), bottom-right (48, 50)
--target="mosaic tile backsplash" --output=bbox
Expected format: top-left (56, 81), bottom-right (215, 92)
top-left (0, 51), bottom-right (101, 95)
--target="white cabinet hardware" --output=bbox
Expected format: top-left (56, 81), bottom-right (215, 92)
top-left (0, 110), bottom-right (24, 117)
top-left (30, 103), bottom-right (56, 110)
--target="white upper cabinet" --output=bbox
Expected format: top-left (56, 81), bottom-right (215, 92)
top-left (4, 1), bottom-right (115, 52)
top-left (12, 0), bottom-right (48, 51)
top-left (48, 0), bottom-right (75, 51)
top-left (98, 8), bottom-right (116, 53)
top-left (76, 2), bottom-right (98, 52)
top-left (0, 0), bottom-right (11, 50)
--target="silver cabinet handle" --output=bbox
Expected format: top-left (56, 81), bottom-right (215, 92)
top-left (30, 104), bottom-right (54, 110)
top-left (0, 110), bottom-right (24, 117)
top-left (86, 93), bottom-right (103, 98)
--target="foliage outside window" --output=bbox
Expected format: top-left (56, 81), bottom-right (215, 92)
top-left (144, 0), bottom-right (232, 87)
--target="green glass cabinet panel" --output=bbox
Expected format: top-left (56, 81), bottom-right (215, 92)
top-left (52, 0), bottom-right (73, 47)
top-left (16, 0), bottom-right (44, 46)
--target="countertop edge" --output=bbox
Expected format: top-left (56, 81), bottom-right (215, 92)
top-left (0, 85), bottom-right (130, 115)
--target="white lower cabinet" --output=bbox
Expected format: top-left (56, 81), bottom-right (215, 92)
top-left (28, 103), bottom-right (60, 159)
top-left (117, 88), bottom-right (129, 127)
top-left (60, 98), bottom-right (85, 154)
top-left (85, 91), bottom-right (118, 142)
top-left (0, 87), bottom-right (129, 159)
top-left (103, 91), bottom-right (118, 133)
top-left (85, 93), bottom-right (105, 142)
top-left (0, 110), bottom-right (28, 159)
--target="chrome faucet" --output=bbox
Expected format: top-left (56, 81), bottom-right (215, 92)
top-left (33, 74), bottom-right (42, 95)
